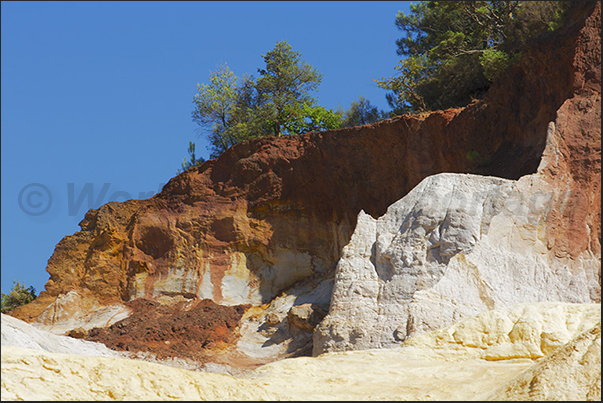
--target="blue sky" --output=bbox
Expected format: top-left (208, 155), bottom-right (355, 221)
top-left (1, 1), bottom-right (412, 295)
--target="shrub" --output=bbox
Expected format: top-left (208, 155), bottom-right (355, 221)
top-left (1, 280), bottom-right (37, 313)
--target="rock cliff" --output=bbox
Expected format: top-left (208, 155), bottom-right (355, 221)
top-left (9, 1), bottom-right (601, 367)
top-left (314, 171), bottom-right (600, 354)
top-left (314, 1), bottom-right (601, 355)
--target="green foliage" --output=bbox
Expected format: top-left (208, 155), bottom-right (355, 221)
top-left (375, 56), bottom-right (432, 114)
top-left (284, 103), bottom-right (343, 134)
top-left (177, 141), bottom-right (206, 174)
top-left (503, 1), bottom-right (572, 50)
top-left (479, 49), bottom-right (521, 82)
top-left (191, 41), bottom-right (329, 158)
top-left (377, 1), bottom-right (571, 114)
top-left (192, 64), bottom-right (260, 158)
top-left (1, 280), bottom-right (37, 314)
top-left (256, 41), bottom-right (324, 137)
top-left (339, 96), bottom-right (391, 127)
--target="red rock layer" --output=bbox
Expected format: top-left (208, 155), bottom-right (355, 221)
top-left (12, 2), bottom-right (601, 323)
top-left (86, 298), bottom-right (249, 363)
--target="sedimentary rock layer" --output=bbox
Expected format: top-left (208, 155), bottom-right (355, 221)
top-left (314, 1), bottom-right (601, 355)
top-left (2, 302), bottom-right (599, 401)
top-left (313, 170), bottom-right (600, 354)
top-left (487, 321), bottom-right (601, 401)
top-left (1, 313), bottom-right (119, 358)
top-left (8, 1), bottom-right (600, 366)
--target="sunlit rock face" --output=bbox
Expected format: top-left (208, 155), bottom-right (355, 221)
top-left (487, 321), bottom-right (601, 401)
top-left (27, 290), bottom-right (131, 335)
top-left (314, 171), bottom-right (600, 355)
top-left (1, 313), bottom-right (120, 358)
top-left (314, 1), bottom-right (601, 356)
top-left (7, 1), bottom-right (600, 369)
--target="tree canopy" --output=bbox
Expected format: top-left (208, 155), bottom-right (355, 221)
top-left (188, 41), bottom-right (394, 163)
top-left (376, 1), bottom-right (571, 114)
top-left (192, 41), bottom-right (345, 158)
top-left (339, 96), bottom-right (391, 128)
top-left (255, 41), bottom-right (324, 137)
top-left (191, 64), bottom-right (260, 158)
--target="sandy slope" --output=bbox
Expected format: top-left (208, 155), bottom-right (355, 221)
top-left (1, 302), bottom-right (600, 400)
top-left (247, 302), bottom-right (601, 401)
top-left (0, 346), bottom-right (285, 401)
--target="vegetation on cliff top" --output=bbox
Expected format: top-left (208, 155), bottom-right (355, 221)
top-left (188, 41), bottom-right (389, 161)
top-left (183, 1), bottom-right (571, 165)
top-left (376, 1), bottom-right (572, 114)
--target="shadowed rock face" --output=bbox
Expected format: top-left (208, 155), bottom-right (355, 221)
top-left (10, 2), bottom-right (600, 366)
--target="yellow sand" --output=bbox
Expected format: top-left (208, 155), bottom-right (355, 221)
top-left (0, 346), bottom-right (286, 401)
top-left (2, 302), bottom-right (600, 401)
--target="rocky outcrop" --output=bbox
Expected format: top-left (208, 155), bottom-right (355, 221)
top-left (314, 171), bottom-right (600, 354)
top-left (487, 321), bottom-right (601, 401)
top-left (9, 1), bottom-right (601, 367)
top-left (2, 302), bottom-right (600, 400)
top-left (313, 1), bottom-right (601, 355)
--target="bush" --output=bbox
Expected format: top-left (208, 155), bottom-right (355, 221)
top-left (1, 280), bottom-right (37, 313)
top-left (177, 141), bottom-right (205, 174)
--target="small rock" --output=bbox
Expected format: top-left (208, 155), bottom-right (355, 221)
top-left (265, 312), bottom-right (281, 326)
top-left (394, 325), bottom-right (406, 342)
top-left (288, 304), bottom-right (326, 331)
top-left (68, 327), bottom-right (88, 339)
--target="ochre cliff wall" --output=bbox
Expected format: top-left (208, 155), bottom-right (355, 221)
top-left (11, 1), bottom-right (600, 349)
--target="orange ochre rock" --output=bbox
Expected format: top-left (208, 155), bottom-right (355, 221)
top-left (10, 1), bottom-right (601, 366)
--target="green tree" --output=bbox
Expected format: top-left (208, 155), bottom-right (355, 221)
top-left (1, 280), bottom-right (37, 314)
top-left (255, 41), bottom-right (324, 137)
top-left (177, 141), bottom-right (206, 174)
top-left (191, 41), bottom-right (334, 159)
top-left (340, 96), bottom-right (390, 128)
top-left (376, 1), bottom-right (571, 114)
top-left (284, 102), bottom-right (343, 134)
top-left (192, 63), bottom-right (259, 158)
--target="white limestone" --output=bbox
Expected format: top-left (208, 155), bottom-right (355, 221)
top-left (314, 172), bottom-right (600, 354)
top-left (32, 290), bottom-right (131, 335)
top-left (236, 272), bottom-right (333, 360)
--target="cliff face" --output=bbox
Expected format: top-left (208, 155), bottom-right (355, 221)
top-left (314, 171), bottom-right (600, 354)
top-left (11, 2), bottom-right (600, 365)
top-left (314, 1), bottom-right (601, 355)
